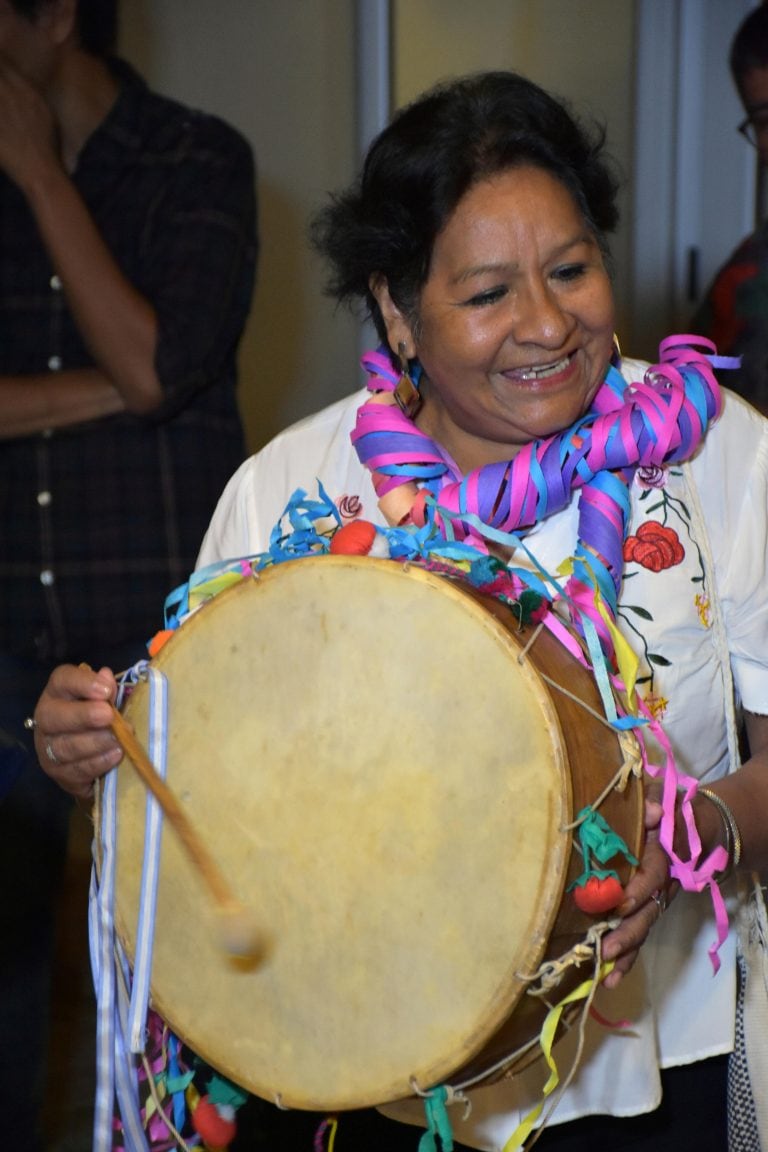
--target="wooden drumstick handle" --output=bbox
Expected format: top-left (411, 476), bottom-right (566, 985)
top-left (109, 705), bottom-right (261, 959)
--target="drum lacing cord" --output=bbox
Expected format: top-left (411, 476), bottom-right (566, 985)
top-left (561, 731), bottom-right (643, 838)
top-left (420, 923), bottom-right (616, 1127)
top-left (515, 619), bottom-right (546, 662)
top-left (436, 1037), bottom-right (541, 1095)
top-left (515, 626), bottom-right (643, 812)
top-left (530, 680), bottom-right (641, 797)
top-left (501, 939), bottom-right (615, 1152)
top-left (408, 1081), bottom-right (472, 1119)
top-left (515, 921), bottom-right (618, 998)
top-left (518, 627), bottom-right (643, 829)
top-left (407, 1081), bottom-right (473, 1149)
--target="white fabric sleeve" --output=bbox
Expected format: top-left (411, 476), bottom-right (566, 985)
top-left (195, 390), bottom-right (371, 571)
top-left (708, 396), bottom-right (768, 714)
top-left (195, 454), bottom-right (268, 569)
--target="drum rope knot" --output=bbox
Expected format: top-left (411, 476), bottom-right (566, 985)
top-left (409, 1080), bottom-right (472, 1113)
top-left (517, 921), bottom-right (619, 998)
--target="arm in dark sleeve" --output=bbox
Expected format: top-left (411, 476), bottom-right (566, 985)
top-left (138, 115), bottom-right (258, 421)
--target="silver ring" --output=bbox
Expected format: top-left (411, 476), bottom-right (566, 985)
top-left (44, 740), bottom-right (59, 765)
top-left (651, 889), bottom-right (668, 915)
top-left (23, 716), bottom-right (37, 730)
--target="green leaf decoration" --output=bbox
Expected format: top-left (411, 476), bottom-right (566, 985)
top-left (163, 1070), bottom-right (194, 1095)
top-left (205, 1071), bottom-right (249, 1109)
top-left (576, 807), bottom-right (639, 867)
top-left (623, 604), bottom-right (653, 620)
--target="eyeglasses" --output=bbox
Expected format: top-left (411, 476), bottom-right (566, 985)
top-left (738, 101), bottom-right (768, 148)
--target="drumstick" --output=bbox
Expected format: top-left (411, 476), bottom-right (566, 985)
top-left (108, 704), bottom-right (261, 959)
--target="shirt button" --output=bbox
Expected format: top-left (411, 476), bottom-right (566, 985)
top-left (37, 490), bottom-right (52, 507)
top-left (50, 274), bottom-right (62, 291)
top-left (40, 569), bottom-right (55, 586)
top-left (48, 355), bottom-right (62, 371)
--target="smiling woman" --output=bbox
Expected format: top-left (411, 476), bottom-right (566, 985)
top-left (370, 167), bottom-right (615, 468)
top-left (31, 70), bottom-right (768, 1152)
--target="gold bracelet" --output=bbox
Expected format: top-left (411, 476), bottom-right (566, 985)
top-left (699, 786), bottom-right (743, 881)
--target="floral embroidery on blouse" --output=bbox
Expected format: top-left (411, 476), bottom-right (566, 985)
top-left (644, 692), bottom-right (669, 722)
top-left (634, 464), bottom-right (667, 491)
top-left (623, 522), bottom-right (683, 572)
top-left (695, 592), bottom-right (712, 628)
top-left (620, 466), bottom-right (710, 699)
top-left (337, 494), bottom-right (362, 522)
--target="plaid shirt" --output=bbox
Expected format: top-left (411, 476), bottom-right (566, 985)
top-left (0, 60), bottom-right (257, 666)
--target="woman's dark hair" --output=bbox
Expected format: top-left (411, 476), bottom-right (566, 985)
top-left (10, 0), bottom-right (118, 57)
top-left (311, 70), bottom-right (620, 345)
top-left (730, 3), bottom-right (768, 87)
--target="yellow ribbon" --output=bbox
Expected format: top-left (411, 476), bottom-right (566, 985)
top-left (593, 591), bottom-right (639, 711)
top-left (501, 961), bottom-right (614, 1152)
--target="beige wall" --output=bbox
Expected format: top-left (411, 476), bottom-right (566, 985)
top-left (120, 1), bottom-right (636, 454)
top-left (120, 0), bottom-right (360, 454)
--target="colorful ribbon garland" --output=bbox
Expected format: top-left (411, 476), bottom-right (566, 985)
top-left (353, 336), bottom-right (722, 662)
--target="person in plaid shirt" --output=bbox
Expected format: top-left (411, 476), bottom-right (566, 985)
top-left (0, 1), bottom-right (257, 1146)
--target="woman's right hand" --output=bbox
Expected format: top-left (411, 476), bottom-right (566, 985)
top-left (32, 664), bottom-right (123, 801)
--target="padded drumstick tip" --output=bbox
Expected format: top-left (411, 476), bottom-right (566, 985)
top-left (215, 902), bottom-right (262, 959)
top-left (106, 703), bottom-right (264, 960)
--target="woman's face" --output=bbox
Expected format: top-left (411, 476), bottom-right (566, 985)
top-left (376, 165), bottom-right (616, 472)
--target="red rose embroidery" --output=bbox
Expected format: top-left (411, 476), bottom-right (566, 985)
top-left (623, 521), bottom-right (684, 572)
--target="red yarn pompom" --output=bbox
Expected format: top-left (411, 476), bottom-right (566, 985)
top-left (330, 520), bottom-right (377, 555)
top-left (572, 874), bottom-right (625, 914)
top-left (192, 1096), bottom-right (237, 1147)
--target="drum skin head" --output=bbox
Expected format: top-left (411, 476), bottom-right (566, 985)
top-left (115, 556), bottom-right (626, 1110)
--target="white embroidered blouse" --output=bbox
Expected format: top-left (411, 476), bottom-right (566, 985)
top-left (197, 361), bottom-right (768, 1150)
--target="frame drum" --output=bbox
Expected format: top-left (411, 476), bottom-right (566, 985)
top-left (114, 555), bottom-right (643, 1111)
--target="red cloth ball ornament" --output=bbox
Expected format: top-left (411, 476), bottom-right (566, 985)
top-left (330, 520), bottom-right (377, 555)
top-left (572, 874), bottom-right (625, 914)
top-left (192, 1096), bottom-right (237, 1147)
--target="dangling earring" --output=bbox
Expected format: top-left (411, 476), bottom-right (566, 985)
top-left (393, 341), bottom-right (422, 419)
top-left (612, 332), bottom-right (622, 364)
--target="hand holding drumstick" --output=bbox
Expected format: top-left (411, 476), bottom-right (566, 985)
top-left (32, 661), bottom-right (260, 958)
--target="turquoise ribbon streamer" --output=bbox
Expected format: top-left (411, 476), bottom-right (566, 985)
top-left (419, 1086), bottom-right (455, 1152)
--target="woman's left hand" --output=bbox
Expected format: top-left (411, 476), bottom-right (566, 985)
top-left (599, 794), bottom-right (671, 989)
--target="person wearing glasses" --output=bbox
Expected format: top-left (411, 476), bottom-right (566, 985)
top-left (693, 3), bottom-right (768, 412)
